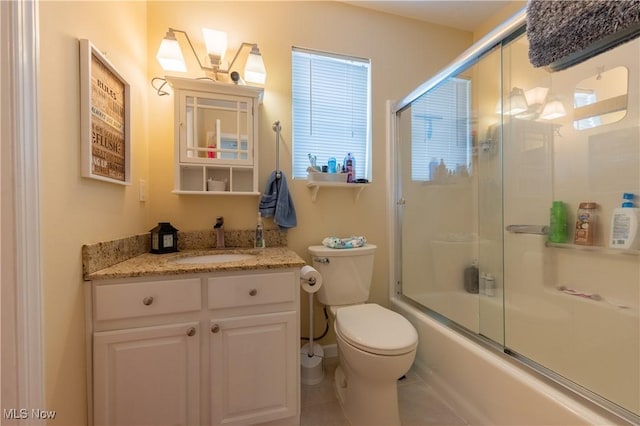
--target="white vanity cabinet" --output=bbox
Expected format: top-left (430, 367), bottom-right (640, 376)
top-left (166, 76), bottom-right (263, 195)
top-left (93, 322), bottom-right (201, 426)
top-left (87, 269), bottom-right (300, 426)
top-left (208, 272), bottom-right (299, 425)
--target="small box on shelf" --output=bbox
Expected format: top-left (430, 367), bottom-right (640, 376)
top-left (307, 168), bottom-right (348, 183)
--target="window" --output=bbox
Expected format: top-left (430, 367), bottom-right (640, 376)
top-left (573, 89), bottom-right (601, 130)
top-left (411, 77), bottom-right (471, 181)
top-left (292, 47), bottom-right (371, 180)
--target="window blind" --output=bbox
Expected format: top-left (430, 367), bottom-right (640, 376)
top-left (411, 77), bottom-right (471, 181)
top-left (292, 47), bottom-right (371, 179)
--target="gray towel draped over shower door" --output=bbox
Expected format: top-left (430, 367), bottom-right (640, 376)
top-left (527, 0), bottom-right (640, 71)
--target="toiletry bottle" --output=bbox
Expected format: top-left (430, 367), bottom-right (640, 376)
top-left (344, 153), bottom-right (355, 183)
top-left (327, 157), bottom-right (337, 174)
top-left (429, 157), bottom-right (438, 181)
top-left (574, 202), bottom-right (597, 245)
top-left (548, 201), bottom-right (568, 243)
top-left (609, 193), bottom-right (640, 249)
top-left (485, 273), bottom-right (496, 297)
top-left (463, 259), bottom-right (479, 294)
top-left (435, 159), bottom-right (447, 182)
top-left (479, 272), bottom-right (486, 295)
top-left (255, 212), bottom-right (265, 248)
top-left (207, 144), bottom-right (217, 158)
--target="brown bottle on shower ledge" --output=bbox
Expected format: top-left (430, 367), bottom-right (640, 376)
top-left (574, 202), bottom-right (597, 245)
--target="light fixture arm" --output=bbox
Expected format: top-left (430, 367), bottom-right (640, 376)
top-left (168, 27), bottom-right (216, 72)
top-left (217, 42), bottom-right (258, 75)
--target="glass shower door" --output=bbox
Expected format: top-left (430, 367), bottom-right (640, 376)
top-left (396, 44), bottom-right (504, 343)
top-left (502, 33), bottom-right (640, 416)
top-left (395, 26), bottom-right (640, 420)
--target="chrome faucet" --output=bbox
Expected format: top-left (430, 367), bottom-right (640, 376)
top-left (214, 216), bottom-right (225, 248)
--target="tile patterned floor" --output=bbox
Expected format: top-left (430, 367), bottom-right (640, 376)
top-left (301, 356), bottom-right (468, 426)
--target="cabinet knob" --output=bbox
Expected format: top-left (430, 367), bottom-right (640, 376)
top-left (186, 327), bottom-right (196, 337)
top-left (249, 288), bottom-right (258, 296)
top-left (211, 324), bottom-right (220, 333)
top-left (142, 296), bottom-right (154, 306)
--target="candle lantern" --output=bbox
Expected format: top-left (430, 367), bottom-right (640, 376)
top-left (150, 222), bottom-right (178, 254)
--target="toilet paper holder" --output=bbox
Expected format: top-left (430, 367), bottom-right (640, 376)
top-left (301, 276), bottom-right (317, 286)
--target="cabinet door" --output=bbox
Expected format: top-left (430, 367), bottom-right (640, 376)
top-left (210, 312), bottom-right (298, 425)
top-left (180, 91), bottom-right (253, 166)
top-left (93, 322), bottom-right (200, 426)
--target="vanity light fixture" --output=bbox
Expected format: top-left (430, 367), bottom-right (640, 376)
top-left (514, 86), bottom-right (549, 119)
top-left (156, 30), bottom-right (187, 72)
top-left (156, 27), bottom-right (267, 85)
top-left (540, 97), bottom-right (567, 120)
top-left (505, 87), bottom-right (528, 116)
top-left (228, 43), bottom-right (267, 84)
top-left (202, 28), bottom-right (228, 72)
top-left (496, 86), bottom-right (566, 121)
top-left (524, 86), bottom-right (549, 107)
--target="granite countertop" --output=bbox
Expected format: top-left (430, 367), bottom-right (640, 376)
top-left (82, 229), bottom-right (305, 281)
top-left (85, 247), bottom-right (306, 281)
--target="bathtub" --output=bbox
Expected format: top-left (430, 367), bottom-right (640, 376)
top-left (390, 297), bottom-right (631, 426)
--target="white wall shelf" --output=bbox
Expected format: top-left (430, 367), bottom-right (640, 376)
top-left (172, 190), bottom-right (261, 196)
top-left (306, 181), bottom-right (367, 202)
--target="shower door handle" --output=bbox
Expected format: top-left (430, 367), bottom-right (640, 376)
top-left (506, 224), bottom-right (549, 235)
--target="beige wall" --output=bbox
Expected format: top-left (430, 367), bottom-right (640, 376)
top-left (473, 0), bottom-right (526, 41)
top-left (39, 2), bottom-right (148, 424)
top-left (146, 1), bottom-right (474, 348)
top-left (38, 1), bottom-right (491, 424)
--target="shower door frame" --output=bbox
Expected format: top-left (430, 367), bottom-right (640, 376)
top-left (387, 7), bottom-right (526, 331)
top-left (387, 8), bottom-right (639, 425)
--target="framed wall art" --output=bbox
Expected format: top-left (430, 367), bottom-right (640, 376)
top-left (79, 39), bottom-right (131, 185)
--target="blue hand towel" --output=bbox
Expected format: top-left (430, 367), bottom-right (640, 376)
top-left (259, 171), bottom-right (297, 230)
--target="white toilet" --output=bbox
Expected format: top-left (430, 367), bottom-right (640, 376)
top-left (308, 244), bottom-right (418, 426)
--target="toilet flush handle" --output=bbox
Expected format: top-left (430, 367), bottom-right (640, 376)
top-left (313, 257), bottom-right (330, 264)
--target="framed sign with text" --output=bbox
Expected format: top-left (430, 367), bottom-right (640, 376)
top-left (79, 39), bottom-right (131, 185)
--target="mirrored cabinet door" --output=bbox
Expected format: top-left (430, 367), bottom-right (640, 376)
top-left (167, 76), bottom-right (263, 195)
top-left (182, 94), bottom-right (252, 165)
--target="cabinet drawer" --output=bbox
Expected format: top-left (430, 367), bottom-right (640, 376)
top-left (208, 271), bottom-right (295, 309)
top-left (94, 278), bottom-right (201, 321)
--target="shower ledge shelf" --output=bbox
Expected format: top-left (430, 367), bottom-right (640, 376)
top-left (306, 182), bottom-right (367, 202)
top-left (546, 242), bottom-right (640, 256)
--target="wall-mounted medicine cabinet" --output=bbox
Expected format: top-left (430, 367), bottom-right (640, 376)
top-left (166, 76), bottom-right (263, 195)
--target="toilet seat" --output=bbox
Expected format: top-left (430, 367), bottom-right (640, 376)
top-left (335, 304), bottom-right (418, 356)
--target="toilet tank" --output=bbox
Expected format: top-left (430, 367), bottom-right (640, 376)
top-left (308, 244), bottom-right (377, 306)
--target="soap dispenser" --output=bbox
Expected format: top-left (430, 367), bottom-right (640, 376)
top-left (255, 212), bottom-right (266, 248)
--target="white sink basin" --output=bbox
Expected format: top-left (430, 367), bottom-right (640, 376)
top-left (171, 253), bottom-right (256, 265)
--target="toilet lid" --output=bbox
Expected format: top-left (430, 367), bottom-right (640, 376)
top-left (335, 304), bottom-right (418, 356)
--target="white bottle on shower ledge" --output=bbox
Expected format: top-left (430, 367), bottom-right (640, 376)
top-left (609, 193), bottom-right (640, 250)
